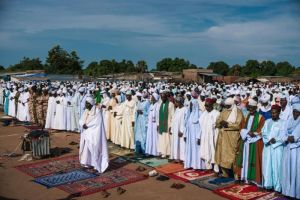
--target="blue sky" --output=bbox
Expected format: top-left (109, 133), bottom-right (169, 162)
top-left (0, 0), bottom-right (300, 69)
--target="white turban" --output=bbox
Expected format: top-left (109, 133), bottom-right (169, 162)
top-left (136, 92), bottom-right (142, 97)
top-left (224, 97), bottom-right (234, 106)
top-left (152, 93), bottom-right (159, 101)
top-left (86, 96), bottom-right (95, 106)
top-left (260, 94), bottom-right (270, 103)
top-left (78, 87), bottom-right (85, 93)
top-left (126, 90), bottom-right (132, 95)
top-left (292, 103), bottom-right (300, 112)
top-left (248, 99), bottom-right (258, 106)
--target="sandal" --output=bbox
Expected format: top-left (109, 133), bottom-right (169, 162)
top-left (117, 187), bottom-right (126, 195)
top-left (170, 183), bottom-right (185, 190)
top-left (136, 166), bottom-right (146, 172)
top-left (156, 175), bottom-right (170, 181)
top-left (101, 190), bottom-right (110, 198)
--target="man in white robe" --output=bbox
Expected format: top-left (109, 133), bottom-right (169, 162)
top-left (145, 93), bottom-right (159, 156)
top-left (53, 90), bottom-right (66, 130)
top-left (199, 98), bottom-right (220, 172)
top-left (45, 91), bottom-right (56, 129)
top-left (170, 96), bottom-right (186, 162)
top-left (79, 97), bottom-right (109, 173)
top-left (118, 90), bottom-right (136, 149)
top-left (280, 94), bottom-right (292, 120)
top-left (157, 91), bottom-right (174, 157)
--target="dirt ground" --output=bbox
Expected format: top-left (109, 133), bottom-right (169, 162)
top-left (0, 114), bottom-right (225, 200)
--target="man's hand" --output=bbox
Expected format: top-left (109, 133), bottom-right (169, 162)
top-left (178, 131), bottom-right (183, 137)
top-left (101, 105), bottom-right (106, 109)
top-left (114, 112), bottom-right (117, 117)
top-left (108, 106), bottom-right (112, 110)
top-left (56, 101), bottom-right (60, 104)
top-left (270, 138), bottom-right (276, 144)
top-left (197, 139), bottom-right (201, 145)
top-left (287, 136), bottom-right (295, 143)
top-left (132, 122), bottom-right (135, 127)
top-left (83, 124), bottom-right (88, 129)
top-left (67, 101), bottom-right (71, 106)
top-left (22, 103), bottom-right (25, 106)
top-left (248, 131), bottom-right (256, 137)
top-left (184, 137), bottom-right (186, 142)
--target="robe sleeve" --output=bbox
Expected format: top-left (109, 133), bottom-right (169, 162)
top-left (272, 121), bottom-right (287, 149)
top-left (179, 109), bottom-right (185, 134)
top-left (216, 112), bottom-right (224, 129)
top-left (290, 122), bottom-right (300, 149)
top-left (261, 121), bottom-right (269, 144)
top-left (168, 103), bottom-right (175, 130)
top-left (240, 129), bottom-right (248, 141)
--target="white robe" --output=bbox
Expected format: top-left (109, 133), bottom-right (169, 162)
top-left (170, 106), bottom-right (186, 161)
top-left (8, 91), bottom-right (17, 117)
top-left (79, 106), bottom-right (109, 173)
top-left (280, 105), bottom-right (292, 121)
top-left (45, 96), bottom-right (56, 129)
top-left (118, 100), bottom-right (136, 149)
top-left (199, 109), bottom-right (220, 172)
top-left (53, 96), bottom-right (67, 130)
top-left (145, 102), bottom-right (159, 156)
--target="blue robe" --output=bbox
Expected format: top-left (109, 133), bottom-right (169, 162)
top-left (262, 119), bottom-right (286, 192)
top-left (259, 109), bottom-right (271, 120)
top-left (282, 117), bottom-right (300, 199)
top-left (134, 100), bottom-right (150, 154)
top-left (3, 89), bottom-right (10, 115)
top-left (184, 99), bottom-right (205, 169)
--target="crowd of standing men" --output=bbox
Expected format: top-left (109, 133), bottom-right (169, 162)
top-left (0, 80), bottom-right (299, 199)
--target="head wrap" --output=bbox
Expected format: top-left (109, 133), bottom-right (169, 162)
top-left (248, 98), bottom-right (258, 106)
top-left (152, 93), bottom-right (159, 101)
top-left (205, 98), bottom-right (215, 104)
top-left (271, 104), bottom-right (281, 112)
top-left (260, 94), bottom-right (270, 103)
top-left (224, 97), bottom-right (234, 106)
top-left (78, 87), bottom-right (85, 93)
top-left (126, 90), bottom-right (132, 95)
top-left (292, 103), bottom-right (300, 112)
top-left (86, 96), bottom-right (95, 106)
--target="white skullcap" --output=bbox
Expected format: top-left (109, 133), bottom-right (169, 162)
top-left (292, 103), bottom-right (300, 112)
top-left (86, 96), bottom-right (95, 106)
top-left (248, 99), bottom-right (258, 106)
top-left (224, 97), bottom-right (234, 106)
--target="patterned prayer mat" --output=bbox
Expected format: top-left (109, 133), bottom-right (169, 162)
top-left (57, 167), bottom-right (148, 196)
top-left (190, 176), bottom-right (235, 191)
top-left (15, 155), bottom-right (80, 178)
top-left (155, 163), bottom-right (184, 174)
top-left (110, 149), bottom-right (132, 156)
top-left (34, 169), bottom-right (97, 188)
top-left (108, 156), bottom-right (130, 171)
top-left (167, 169), bottom-right (215, 182)
top-left (213, 184), bottom-right (273, 200)
top-left (138, 158), bottom-right (169, 167)
top-left (255, 193), bottom-right (288, 200)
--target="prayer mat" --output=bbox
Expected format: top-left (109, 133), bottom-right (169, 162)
top-left (155, 163), bottom-right (184, 174)
top-left (138, 158), bottom-right (169, 167)
top-left (34, 169), bottom-right (97, 188)
top-left (167, 169), bottom-right (215, 182)
top-left (190, 176), bottom-right (235, 191)
top-left (107, 157), bottom-right (130, 171)
top-left (255, 192), bottom-right (288, 200)
top-left (110, 149), bottom-right (132, 156)
top-left (213, 184), bottom-right (273, 200)
top-left (15, 155), bottom-right (80, 178)
top-left (122, 153), bottom-right (148, 163)
top-left (57, 167), bottom-right (148, 196)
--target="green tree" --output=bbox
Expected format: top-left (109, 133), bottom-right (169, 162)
top-left (6, 57), bottom-right (44, 72)
top-left (276, 61), bottom-right (294, 76)
top-left (45, 45), bottom-right (83, 74)
top-left (241, 59), bottom-right (260, 77)
top-left (136, 60), bottom-right (148, 73)
top-left (207, 61), bottom-right (229, 75)
top-left (156, 57), bottom-right (196, 72)
top-left (0, 65), bottom-right (5, 71)
top-left (228, 64), bottom-right (242, 76)
top-left (260, 61), bottom-right (276, 76)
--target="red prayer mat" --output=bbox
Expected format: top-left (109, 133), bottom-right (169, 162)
top-left (15, 155), bottom-right (80, 178)
top-left (167, 169), bottom-right (215, 182)
top-left (57, 167), bottom-right (148, 196)
top-left (213, 184), bottom-right (272, 200)
top-left (155, 163), bottom-right (184, 174)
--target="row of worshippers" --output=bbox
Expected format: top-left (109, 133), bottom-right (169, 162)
top-left (0, 81), bottom-right (299, 199)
